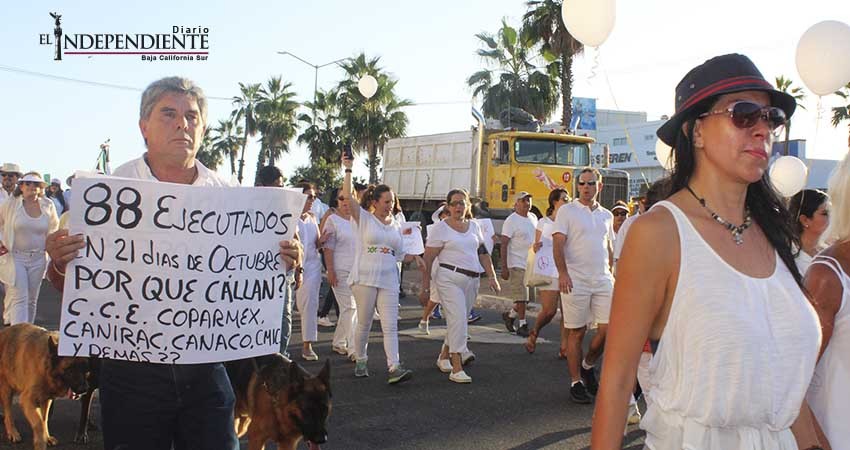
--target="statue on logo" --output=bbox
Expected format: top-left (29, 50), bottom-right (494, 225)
top-left (49, 12), bottom-right (62, 61)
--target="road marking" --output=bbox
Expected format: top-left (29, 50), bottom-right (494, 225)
top-left (400, 325), bottom-right (550, 345)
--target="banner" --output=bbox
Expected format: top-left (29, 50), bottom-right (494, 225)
top-left (58, 175), bottom-right (305, 364)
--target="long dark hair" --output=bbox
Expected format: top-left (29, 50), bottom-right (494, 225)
top-left (546, 188), bottom-right (569, 217)
top-left (669, 111), bottom-right (803, 288)
top-left (789, 189), bottom-right (828, 235)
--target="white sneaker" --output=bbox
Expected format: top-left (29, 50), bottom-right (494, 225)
top-left (627, 403), bottom-right (642, 425)
top-left (317, 316), bottom-right (336, 327)
top-left (436, 358), bottom-right (452, 373)
top-left (332, 345), bottom-right (348, 356)
top-left (449, 370), bottom-right (472, 383)
top-left (418, 320), bottom-right (430, 335)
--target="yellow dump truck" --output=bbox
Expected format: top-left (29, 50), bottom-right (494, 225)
top-left (382, 109), bottom-right (629, 222)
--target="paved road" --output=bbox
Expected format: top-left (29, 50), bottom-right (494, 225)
top-left (0, 281), bottom-right (646, 449)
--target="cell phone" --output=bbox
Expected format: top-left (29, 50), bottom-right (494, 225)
top-left (343, 143), bottom-right (353, 161)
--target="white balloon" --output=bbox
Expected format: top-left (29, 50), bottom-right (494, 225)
top-left (796, 20), bottom-right (850, 96)
top-left (358, 75), bottom-right (378, 99)
top-left (769, 156), bottom-right (808, 197)
top-left (561, 0), bottom-right (616, 48)
top-left (654, 139), bottom-right (674, 171)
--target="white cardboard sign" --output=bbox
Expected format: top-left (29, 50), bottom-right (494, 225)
top-left (58, 176), bottom-right (305, 364)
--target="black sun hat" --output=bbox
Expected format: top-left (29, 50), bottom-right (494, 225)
top-left (656, 53), bottom-right (797, 147)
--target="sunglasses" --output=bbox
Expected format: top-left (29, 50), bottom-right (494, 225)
top-left (577, 181), bottom-right (597, 186)
top-left (20, 181), bottom-right (42, 187)
top-left (698, 101), bottom-right (786, 134)
top-left (337, 196), bottom-right (346, 201)
top-left (448, 201), bottom-right (466, 207)
top-left (613, 211), bottom-right (628, 217)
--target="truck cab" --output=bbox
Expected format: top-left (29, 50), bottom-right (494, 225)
top-left (483, 131), bottom-right (629, 219)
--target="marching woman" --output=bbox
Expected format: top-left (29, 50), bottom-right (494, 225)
top-left (294, 181), bottom-right (322, 361)
top-left (421, 189), bottom-right (499, 383)
top-left (525, 187), bottom-right (570, 355)
top-left (322, 187), bottom-right (358, 360)
top-left (592, 54), bottom-right (826, 449)
top-left (789, 189), bottom-right (830, 273)
top-left (804, 153), bottom-right (850, 449)
top-left (0, 172), bottom-right (59, 325)
top-left (342, 155), bottom-right (422, 384)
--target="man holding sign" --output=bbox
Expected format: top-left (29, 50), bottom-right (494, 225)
top-left (45, 77), bottom-right (303, 450)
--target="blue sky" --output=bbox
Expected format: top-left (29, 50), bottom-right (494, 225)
top-left (2, 0), bottom-right (848, 185)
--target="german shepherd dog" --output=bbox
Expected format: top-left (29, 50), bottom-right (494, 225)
top-left (71, 357), bottom-right (100, 444)
top-left (226, 354), bottom-right (332, 450)
top-left (0, 324), bottom-right (90, 450)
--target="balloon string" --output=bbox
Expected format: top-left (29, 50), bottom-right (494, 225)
top-left (812, 96), bottom-right (823, 157)
top-left (602, 64), bottom-right (652, 191)
top-left (588, 48), bottom-right (600, 82)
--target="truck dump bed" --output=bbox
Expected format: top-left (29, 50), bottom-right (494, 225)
top-left (383, 131), bottom-right (476, 201)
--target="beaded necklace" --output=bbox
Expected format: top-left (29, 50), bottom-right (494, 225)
top-left (685, 185), bottom-right (752, 245)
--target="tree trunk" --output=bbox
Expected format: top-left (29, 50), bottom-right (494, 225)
top-left (237, 125), bottom-right (249, 185)
top-left (254, 147), bottom-right (267, 186)
top-left (561, 50), bottom-right (574, 130)
top-left (229, 152), bottom-right (237, 176)
top-left (368, 140), bottom-right (378, 184)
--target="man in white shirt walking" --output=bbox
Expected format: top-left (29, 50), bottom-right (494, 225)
top-left (500, 192), bottom-right (538, 337)
top-left (553, 168), bottom-right (615, 404)
top-left (0, 163), bottom-right (22, 204)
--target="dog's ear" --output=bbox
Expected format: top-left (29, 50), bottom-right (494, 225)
top-left (48, 334), bottom-right (59, 356)
top-left (289, 361), bottom-right (304, 385)
top-left (317, 359), bottom-right (332, 397)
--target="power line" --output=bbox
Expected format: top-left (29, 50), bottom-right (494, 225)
top-left (0, 64), bottom-right (472, 106)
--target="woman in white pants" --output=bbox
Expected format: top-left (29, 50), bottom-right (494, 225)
top-left (321, 187), bottom-right (357, 360)
top-left (0, 172), bottom-right (59, 325)
top-left (421, 189), bottom-right (500, 383)
top-left (342, 155), bottom-right (422, 384)
top-left (294, 182), bottom-right (322, 361)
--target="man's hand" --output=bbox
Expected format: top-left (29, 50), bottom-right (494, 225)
top-left (327, 271), bottom-right (338, 287)
top-left (46, 230), bottom-right (85, 273)
top-left (559, 272), bottom-right (573, 294)
top-left (501, 267), bottom-right (510, 281)
top-left (533, 242), bottom-right (543, 253)
top-left (488, 277), bottom-right (501, 294)
top-left (279, 239), bottom-right (303, 270)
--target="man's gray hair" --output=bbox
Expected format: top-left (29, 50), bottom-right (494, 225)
top-left (139, 76), bottom-right (208, 124)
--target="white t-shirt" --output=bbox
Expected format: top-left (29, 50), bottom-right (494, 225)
top-left (347, 207), bottom-right (405, 290)
top-left (297, 215), bottom-right (322, 273)
top-left (113, 156), bottom-right (232, 187)
top-left (501, 212), bottom-right (538, 269)
top-left (322, 214), bottom-right (356, 273)
top-left (13, 211), bottom-right (50, 252)
top-left (553, 200), bottom-right (614, 279)
top-left (536, 216), bottom-right (555, 240)
top-left (426, 220), bottom-right (485, 273)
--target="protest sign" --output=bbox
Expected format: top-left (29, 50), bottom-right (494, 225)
top-left (401, 221), bottom-right (424, 255)
top-left (58, 176), bottom-right (304, 364)
top-left (533, 223), bottom-right (558, 278)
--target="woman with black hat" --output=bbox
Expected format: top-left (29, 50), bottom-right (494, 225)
top-left (592, 54), bottom-right (826, 449)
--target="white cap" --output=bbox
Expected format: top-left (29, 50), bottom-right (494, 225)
top-left (0, 163), bottom-right (22, 175)
top-left (18, 174), bottom-right (46, 186)
top-left (51, 178), bottom-right (61, 186)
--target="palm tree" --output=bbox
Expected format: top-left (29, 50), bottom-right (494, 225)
top-left (254, 77), bottom-right (300, 184)
top-left (231, 82), bottom-right (261, 185)
top-left (774, 75), bottom-right (807, 155)
top-left (832, 83), bottom-right (850, 149)
top-left (336, 53), bottom-right (412, 183)
top-left (467, 19), bottom-right (560, 123)
top-left (298, 89), bottom-right (343, 165)
top-left (210, 119), bottom-right (244, 176)
top-left (195, 128), bottom-right (223, 170)
top-left (523, 0), bottom-right (584, 127)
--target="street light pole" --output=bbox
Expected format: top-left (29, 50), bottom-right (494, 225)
top-left (277, 51), bottom-right (349, 124)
